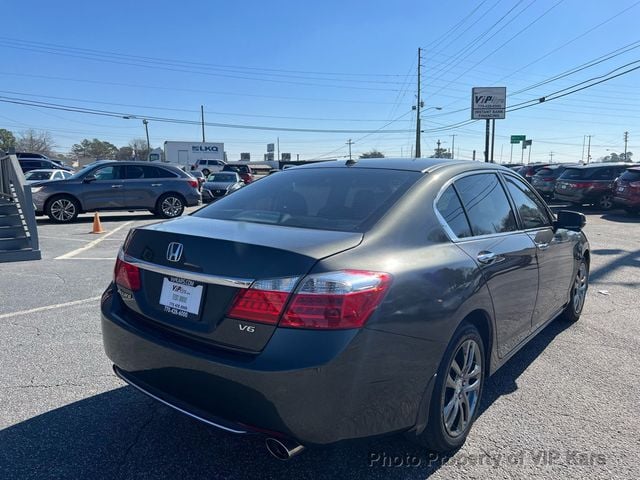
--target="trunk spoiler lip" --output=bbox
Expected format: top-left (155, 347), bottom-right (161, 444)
top-left (119, 250), bottom-right (254, 289)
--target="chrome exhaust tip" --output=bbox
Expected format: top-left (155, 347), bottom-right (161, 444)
top-left (265, 437), bottom-right (305, 460)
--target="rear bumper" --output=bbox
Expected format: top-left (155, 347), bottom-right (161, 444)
top-left (101, 287), bottom-right (442, 445)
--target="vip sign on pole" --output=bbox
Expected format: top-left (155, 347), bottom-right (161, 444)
top-left (471, 87), bottom-right (506, 119)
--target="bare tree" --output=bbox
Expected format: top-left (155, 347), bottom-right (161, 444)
top-left (129, 138), bottom-right (150, 160)
top-left (15, 129), bottom-right (56, 156)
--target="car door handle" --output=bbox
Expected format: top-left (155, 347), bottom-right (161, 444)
top-left (151, 183), bottom-right (163, 187)
top-left (477, 251), bottom-right (498, 264)
top-left (111, 184), bottom-right (123, 188)
top-left (535, 242), bottom-right (549, 250)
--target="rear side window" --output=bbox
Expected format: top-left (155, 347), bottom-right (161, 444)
top-left (620, 170), bottom-right (640, 182)
top-left (194, 168), bottom-right (420, 232)
top-left (143, 166), bottom-right (177, 178)
top-left (503, 176), bottom-right (550, 229)
top-left (454, 173), bottom-right (517, 236)
top-left (436, 186), bottom-right (472, 238)
top-left (559, 168), bottom-right (587, 180)
top-left (592, 167), bottom-right (615, 180)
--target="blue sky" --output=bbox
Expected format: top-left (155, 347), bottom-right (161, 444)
top-left (1, 0), bottom-right (639, 163)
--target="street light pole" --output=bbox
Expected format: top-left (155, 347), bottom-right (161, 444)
top-left (415, 48), bottom-right (422, 158)
top-left (142, 119), bottom-right (150, 161)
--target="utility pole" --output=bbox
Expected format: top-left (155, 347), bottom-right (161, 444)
top-left (436, 139), bottom-right (441, 158)
top-left (549, 151), bottom-right (554, 162)
top-left (414, 47), bottom-right (422, 158)
top-left (581, 135), bottom-right (586, 163)
top-left (201, 105), bottom-right (205, 142)
top-left (346, 139), bottom-right (354, 160)
top-left (586, 135), bottom-right (592, 164)
top-left (450, 134), bottom-right (456, 159)
top-left (624, 131), bottom-right (629, 161)
top-left (142, 119), bottom-right (150, 160)
top-left (277, 137), bottom-right (280, 162)
top-left (485, 120), bottom-right (491, 162)
top-left (490, 119), bottom-right (496, 163)
top-left (500, 144), bottom-right (504, 163)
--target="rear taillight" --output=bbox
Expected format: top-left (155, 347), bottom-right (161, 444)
top-left (227, 277), bottom-right (300, 324)
top-left (114, 257), bottom-right (141, 291)
top-left (281, 270), bottom-right (392, 329)
top-left (227, 270), bottom-right (392, 329)
top-left (187, 179), bottom-right (199, 189)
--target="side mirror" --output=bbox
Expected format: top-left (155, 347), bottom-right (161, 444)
top-left (554, 210), bottom-right (586, 231)
top-left (83, 175), bottom-right (96, 183)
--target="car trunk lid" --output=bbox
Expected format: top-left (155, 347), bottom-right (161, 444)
top-left (117, 216), bottom-right (363, 352)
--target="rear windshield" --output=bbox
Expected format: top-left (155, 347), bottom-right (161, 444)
top-left (620, 169), bottom-right (640, 182)
top-left (534, 168), bottom-right (555, 177)
top-left (194, 168), bottom-right (421, 232)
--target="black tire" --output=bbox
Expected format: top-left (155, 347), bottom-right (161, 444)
top-left (411, 323), bottom-right (485, 452)
top-left (559, 258), bottom-right (589, 322)
top-left (155, 193), bottom-right (185, 219)
top-left (45, 195), bottom-right (80, 223)
top-left (201, 168), bottom-right (210, 177)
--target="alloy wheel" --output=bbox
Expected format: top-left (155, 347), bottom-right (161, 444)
top-left (572, 262), bottom-right (588, 314)
top-left (599, 195), bottom-right (613, 210)
top-left (442, 339), bottom-right (482, 438)
top-left (161, 196), bottom-right (183, 217)
top-left (50, 199), bottom-right (76, 222)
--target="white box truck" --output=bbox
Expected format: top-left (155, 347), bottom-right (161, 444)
top-left (162, 142), bottom-right (225, 173)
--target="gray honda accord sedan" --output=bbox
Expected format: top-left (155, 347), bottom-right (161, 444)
top-left (32, 160), bottom-right (201, 222)
top-left (101, 158), bottom-right (589, 459)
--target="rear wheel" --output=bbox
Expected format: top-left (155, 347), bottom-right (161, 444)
top-left (46, 195), bottom-right (79, 223)
top-left (598, 194), bottom-right (614, 210)
top-left (155, 193), bottom-right (185, 219)
top-left (411, 324), bottom-right (484, 452)
top-left (559, 259), bottom-right (589, 322)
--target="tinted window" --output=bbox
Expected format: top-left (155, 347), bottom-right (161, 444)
top-left (194, 168), bottom-right (420, 232)
top-left (620, 170), bottom-right (640, 182)
top-left (21, 160), bottom-right (39, 169)
top-left (93, 166), bottom-right (122, 180)
top-left (559, 168), bottom-right (588, 180)
top-left (504, 176), bottom-right (550, 229)
top-left (145, 166), bottom-right (177, 178)
top-left (436, 185), bottom-right (472, 238)
top-left (62, 172), bottom-right (72, 179)
top-left (592, 167), bottom-right (615, 180)
top-left (208, 173), bottom-right (237, 182)
top-left (454, 174), bottom-right (517, 236)
top-left (25, 171), bottom-right (53, 180)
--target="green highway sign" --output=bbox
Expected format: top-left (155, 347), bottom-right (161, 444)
top-left (511, 135), bottom-right (526, 144)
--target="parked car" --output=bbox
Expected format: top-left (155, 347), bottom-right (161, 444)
top-left (24, 169), bottom-right (73, 184)
top-left (102, 158), bottom-right (590, 459)
top-left (189, 171), bottom-right (206, 190)
top-left (201, 172), bottom-right (245, 202)
top-left (19, 158), bottom-right (74, 174)
top-left (554, 163), bottom-right (631, 210)
top-left (613, 166), bottom-right (640, 215)
top-left (31, 160), bottom-right (201, 223)
top-left (516, 163), bottom-right (551, 183)
top-left (530, 164), bottom-right (577, 199)
top-left (191, 159), bottom-right (226, 176)
top-left (222, 164), bottom-right (254, 184)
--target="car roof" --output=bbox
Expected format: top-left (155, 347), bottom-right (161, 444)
top-left (26, 169), bottom-right (63, 173)
top-left (291, 158), bottom-right (531, 177)
top-left (564, 162), bottom-right (632, 169)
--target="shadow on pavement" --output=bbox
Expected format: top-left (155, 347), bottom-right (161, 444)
top-left (0, 318), bottom-right (578, 480)
top-left (36, 213), bottom-right (160, 225)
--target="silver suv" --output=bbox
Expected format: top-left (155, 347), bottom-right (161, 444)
top-left (31, 161), bottom-right (201, 223)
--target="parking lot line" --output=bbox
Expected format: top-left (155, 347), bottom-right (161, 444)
top-left (54, 221), bottom-right (133, 260)
top-left (0, 296), bottom-right (102, 319)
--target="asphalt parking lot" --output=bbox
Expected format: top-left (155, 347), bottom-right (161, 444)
top-left (1, 206), bottom-right (639, 480)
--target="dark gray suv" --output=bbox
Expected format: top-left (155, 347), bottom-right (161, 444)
top-left (32, 161), bottom-right (201, 223)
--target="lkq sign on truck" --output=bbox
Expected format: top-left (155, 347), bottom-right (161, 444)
top-left (163, 141), bottom-right (225, 167)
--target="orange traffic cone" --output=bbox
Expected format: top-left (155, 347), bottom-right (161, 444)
top-left (91, 212), bottom-right (105, 234)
